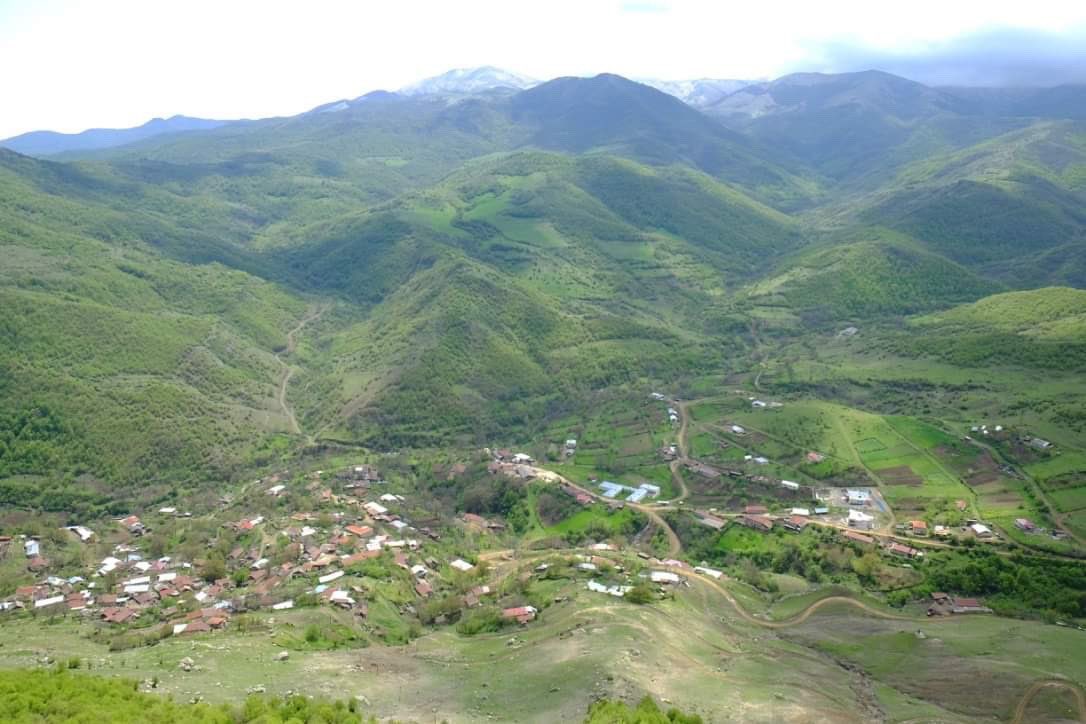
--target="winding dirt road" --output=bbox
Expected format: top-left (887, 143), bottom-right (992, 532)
top-left (274, 305), bottom-right (325, 435)
top-left (1011, 679), bottom-right (1086, 724)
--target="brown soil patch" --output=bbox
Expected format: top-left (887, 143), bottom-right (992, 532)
top-left (878, 466), bottom-right (923, 486)
top-left (967, 470), bottom-right (1001, 485)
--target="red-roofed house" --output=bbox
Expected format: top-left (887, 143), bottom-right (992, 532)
top-left (501, 606), bottom-right (537, 624)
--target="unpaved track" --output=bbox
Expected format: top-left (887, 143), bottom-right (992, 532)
top-left (274, 305), bottom-right (325, 435)
top-left (1011, 679), bottom-right (1086, 724)
top-left (667, 399), bottom-right (692, 503)
top-left (531, 467), bottom-right (683, 557)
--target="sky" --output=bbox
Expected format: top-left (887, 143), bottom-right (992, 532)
top-left (2, 0), bottom-right (1086, 138)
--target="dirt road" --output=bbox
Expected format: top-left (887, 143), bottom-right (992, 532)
top-left (274, 305), bottom-right (325, 435)
top-left (1011, 678), bottom-right (1086, 724)
top-left (529, 467), bottom-right (683, 557)
top-left (667, 399), bottom-right (692, 503)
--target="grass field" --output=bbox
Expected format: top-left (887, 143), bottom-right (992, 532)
top-left (784, 607), bottom-right (1086, 722)
top-left (1, 556), bottom-right (1083, 723)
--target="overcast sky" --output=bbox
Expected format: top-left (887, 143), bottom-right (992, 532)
top-left (2, 0), bottom-right (1085, 138)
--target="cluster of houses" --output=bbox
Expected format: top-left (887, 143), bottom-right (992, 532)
top-left (729, 505), bottom-right (923, 559)
top-left (0, 464), bottom-right (502, 634)
top-left (969, 424), bottom-right (1054, 453)
top-left (1, 533), bottom-right (222, 628)
top-left (487, 449), bottom-right (536, 480)
top-left (648, 392), bottom-right (680, 423)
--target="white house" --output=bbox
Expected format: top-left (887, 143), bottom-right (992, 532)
top-left (846, 489), bottom-right (871, 506)
top-left (587, 580), bottom-right (632, 597)
top-left (318, 570), bottom-right (344, 584)
top-left (650, 571), bottom-right (681, 584)
top-left (67, 526), bottom-right (95, 542)
top-left (848, 509), bottom-right (875, 530)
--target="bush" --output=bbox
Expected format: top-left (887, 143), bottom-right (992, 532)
top-left (625, 582), bottom-right (655, 605)
top-left (455, 607), bottom-right (504, 636)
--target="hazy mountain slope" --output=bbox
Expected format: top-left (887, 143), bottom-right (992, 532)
top-left (3, 68), bottom-right (1083, 482)
top-left (0, 115), bottom-right (232, 157)
top-left (941, 84), bottom-right (1086, 120)
top-left (0, 151), bottom-right (308, 508)
top-left (708, 70), bottom-right (1029, 182)
top-left (639, 77), bottom-right (752, 107)
top-left (508, 74), bottom-right (821, 207)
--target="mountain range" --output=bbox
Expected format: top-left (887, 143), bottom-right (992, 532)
top-left (1, 66), bottom-right (1085, 499)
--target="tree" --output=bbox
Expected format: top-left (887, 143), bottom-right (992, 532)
top-left (200, 551), bottom-right (227, 582)
top-left (626, 582), bottom-right (655, 605)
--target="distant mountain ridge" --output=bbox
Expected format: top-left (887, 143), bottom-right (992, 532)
top-left (9, 66), bottom-right (1085, 161)
top-left (0, 115), bottom-right (233, 157)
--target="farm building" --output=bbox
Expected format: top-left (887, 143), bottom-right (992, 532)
top-left (970, 523), bottom-right (993, 539)
top-left (886, 542), bottom-right (920, 559)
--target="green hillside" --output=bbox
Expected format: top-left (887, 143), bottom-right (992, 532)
top-left (891, 288), bottom-right (1086, 370)
top-left (852, 122), bottom-right (1086, 281)
top-left (2, 71), bottom-right (1085, 505)
top-left (0, 151), bottom-right (308, 513)
top-left (746, 238), bottom-right (1001, 319)
top-left (284, 151), bottom-right (798, 446)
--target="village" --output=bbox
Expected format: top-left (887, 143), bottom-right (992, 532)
top-left (4, 392), bottom-right (1058, 655)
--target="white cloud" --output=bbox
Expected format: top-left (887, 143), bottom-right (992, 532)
top-left (2, 0), bottom-right (1085, 137)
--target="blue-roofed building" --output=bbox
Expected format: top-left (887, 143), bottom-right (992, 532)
top-left (599, 481), bottom-right (623, 498)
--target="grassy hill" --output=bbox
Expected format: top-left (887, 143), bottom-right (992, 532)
top-left (745, 237), bottom-right (1001, 320)
top-left (893, 288), bottom-right (1086, 371)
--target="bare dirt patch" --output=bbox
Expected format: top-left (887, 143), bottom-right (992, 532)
top-left (877, 466), bottom-right (923, 486)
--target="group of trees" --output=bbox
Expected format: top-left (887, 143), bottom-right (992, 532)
top-left (923, 549), bottom-right (1086, 619)
top-left (0, 668), bottom-right (700, 723)
top-left (0, 668), bottom-right (374, 723)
